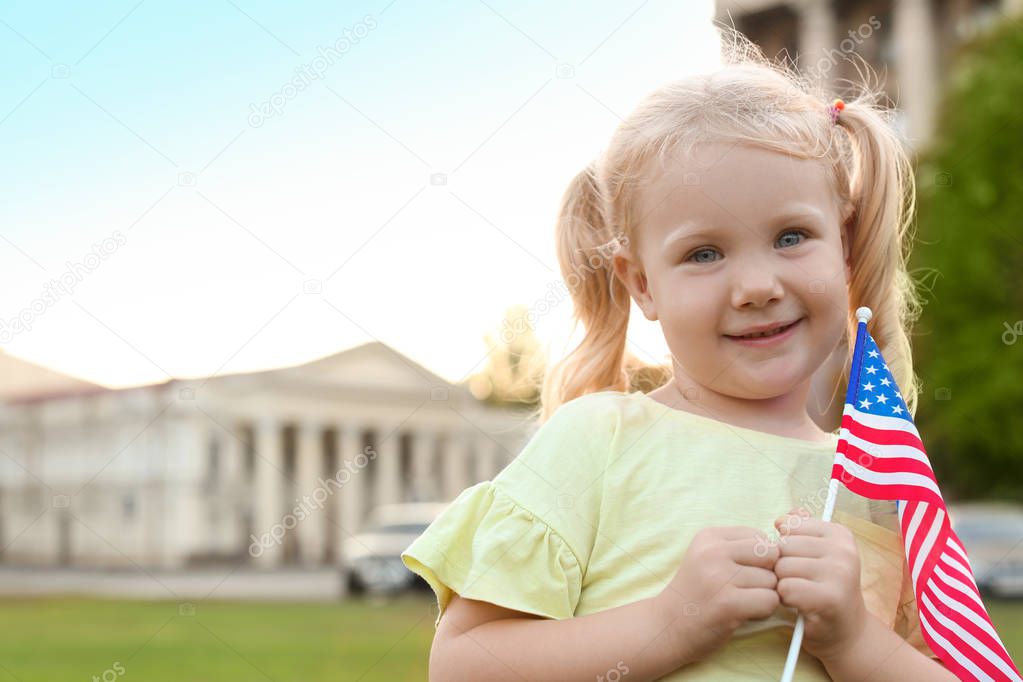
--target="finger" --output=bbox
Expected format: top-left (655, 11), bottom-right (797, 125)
top-left (774, 514), bottom-right (828, 538)
top-left (727, 534), bottom-right (779, 568)
top-left (773, 556), bottom-right (826, 582)
top-left (711, 526), bottom-right (774, 541)
top-left (730, 565), bottom-right (779, 590)
top-left (776, 535), bottom-right (828, 558)
top-left (776, 576), bottom-right (827, 611)
top-left (736, 587), bottom-right (781, 621)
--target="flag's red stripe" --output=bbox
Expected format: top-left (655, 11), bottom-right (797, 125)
top-left (947, 531), bottom-right (973, 567)
top-left (919, 526), bottom-right (1022, 679)
top-left (918, 607), bottom-right (982, 681)
top-left (921, 584), bottom-right (1012, 680)
top-left (907, 503), bottom-right (941, 592)
top-left (932, 550), bottom-right (1021, 673)
top-left (935, 554), bottom-right (983, 606)
top-left (900, 498), bottom-right (919, 545)
top-left (841, 412), bottom-right (925, 449)
top-left (914, 620), bottom-right (966, 680)
top-left (831, 467), bottom-right (945, 508)
top-left (841, 440), bottom-right (935, 479)
top-left (927, 575), bottom-right (1018, 674)
top-left (916, 505), bottom-right (956, 606)
top-left (934, 567), bottom-right (985, 625)
top-left (920, 588), bottom-right (995, 681)
top-left (901, 499), bottom-right (924, 538)
top-left (944, 530), bottom-right (993, 602)
top-left (919, 606), bottom-right (991, 681)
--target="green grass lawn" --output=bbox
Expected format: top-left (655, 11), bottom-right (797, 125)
top-left (0, 594), bottom-right (1020, 681)
top-left (0, 593), bottom-right (438, 681)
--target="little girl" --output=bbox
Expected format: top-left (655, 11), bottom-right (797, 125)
top-left (401, 33), bottom-right (957, 681)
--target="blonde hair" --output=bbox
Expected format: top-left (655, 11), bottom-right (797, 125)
top-left (537, 29), bottom-right (923, 425)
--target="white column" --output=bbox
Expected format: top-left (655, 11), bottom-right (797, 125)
top-left (337, 423), bottom-right (365, 560)
top-left (295, 422), bottom-right (325, 565)
top-left (373, 424), bottom-right (402, 511)
top-left (221, 423), bottom-right (245, 555)
top-left (251, 418), bottom-right (284, 567)
top-left (409, 430), bottom-right (437, 502)
top-left (480, 437), bottom-right (504, 481)
top-left (220, 424), bottom-right (244, 492)
top-left (166, 417), bottom-right (204, 568)
top-left (152, 421), bottom-right (172, 568)
top-left (443, 432), bottom-right (472, 500)
top-left (205, 427), bottom-right (223, 555)
top-left (796, 0), bottom-right (836, 89)
top-left (894, 0), bottom-right (938, 144)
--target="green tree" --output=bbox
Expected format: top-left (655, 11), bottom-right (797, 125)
top-left (468, 304), bottom-right (546, 407)
top-left (911, 17), bottom-right (1023, 499)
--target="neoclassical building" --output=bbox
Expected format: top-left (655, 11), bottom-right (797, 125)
top-left (716, 0), bottom-right (1023, 146)
top-left (0, 342), bottom-right (534, 569)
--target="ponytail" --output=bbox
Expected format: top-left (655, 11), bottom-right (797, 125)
top-left (835, 98), bottom-right (924, 418)
top-left (537, 161), bottom-right (632, 424)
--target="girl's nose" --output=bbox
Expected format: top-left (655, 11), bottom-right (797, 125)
top-left (731, 269), bottom-right (785, 309)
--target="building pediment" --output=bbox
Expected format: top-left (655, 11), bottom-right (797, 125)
top-left (201, 341), bottom-right (473, 407)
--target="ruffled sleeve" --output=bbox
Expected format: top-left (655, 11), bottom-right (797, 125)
top-left (400, 392), bottom-right (620, 628)
top-left (400, 480), bottom-right (583, 628)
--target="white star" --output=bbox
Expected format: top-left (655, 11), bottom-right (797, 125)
top-left (891, 405), bottom-right (903, 415)
top-left (880, 377), bottom-right (891, 386)
top-left (862, 381), bottom-right (875, 392)
top-left (859, 398), bottom-right (872, 409)
top-left (866, 365), bottom-right (878, 375)
top-left (875, 393), bottom-right (888, 404)
top-left (868, 349), bottom-right (879, 358)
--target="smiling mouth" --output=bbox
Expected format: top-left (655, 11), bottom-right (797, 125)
top-left (725, 319), bottom-right (802, 339)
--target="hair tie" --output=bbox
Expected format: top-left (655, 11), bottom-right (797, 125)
top-left (828, 98), bottom-right (845, 124)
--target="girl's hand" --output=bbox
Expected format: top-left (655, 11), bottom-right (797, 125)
top-left (773, 508), bottom-right (869, 662)
top-left (653, 525), bottom-right (782, 666)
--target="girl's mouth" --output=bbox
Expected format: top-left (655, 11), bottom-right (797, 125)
top-left (725, 318), bottom-right (803, 347)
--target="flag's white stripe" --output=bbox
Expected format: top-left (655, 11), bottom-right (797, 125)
top-left (938, 552), bottom-right (981, 594)
top-left (921, 591), bottom-right (1023, 681)
top-left (947, 535), bottom-right (983, 590)
top-left (934, 562), bottom-right (984, 609)
top-left (928, 575), bottom-right (1003, 651)
top-left (949, 535), bottom-right (972, 567)
top-left (842, 403), bottom-right (922, 439)
top-left (941, 552), bottom-right (974, 583)
top-left (844, 431), bottom-right (932, 469)
top-left (912, 506), bottom-right (945, 588)
top-left (918, 606), bottom-right (998, 682)
top-left (834, 452), bottom-right (942, 499)
top-left (904, 501), bottom-right (928, 556)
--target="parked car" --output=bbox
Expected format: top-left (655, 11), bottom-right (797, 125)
top-left (343, 502), bottom-right (449, 594)
top-left (948, 501), bottom-right (1023, 598)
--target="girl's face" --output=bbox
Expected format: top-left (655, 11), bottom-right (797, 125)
top-left (614, 142), bottom-right (853, 404)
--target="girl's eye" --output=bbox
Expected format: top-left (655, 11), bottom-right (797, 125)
top-left (686, 248), bottom-right (720, 264)
top-left (682, 230), bottom-right (808, 264)
top-left (777, 229), bottom-right (808, 248)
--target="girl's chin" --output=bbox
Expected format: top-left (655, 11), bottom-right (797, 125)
top-left (724, 369), bottom-right (807, 398)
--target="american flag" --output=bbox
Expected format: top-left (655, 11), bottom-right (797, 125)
top-left (831, 313), bottom-right (1021, 681)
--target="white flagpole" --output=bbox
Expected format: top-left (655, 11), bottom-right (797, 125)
top-left (779, 306), bottom-right (872, 682)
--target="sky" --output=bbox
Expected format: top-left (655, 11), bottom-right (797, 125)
top-left (1, 0), bottom-right (722, 389)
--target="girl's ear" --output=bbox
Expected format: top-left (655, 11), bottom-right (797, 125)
top-left (612, 252), bottom-right (658, 321)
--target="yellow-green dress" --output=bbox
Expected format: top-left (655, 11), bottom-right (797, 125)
top-left (401, 390), bottom-right (938, 680)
